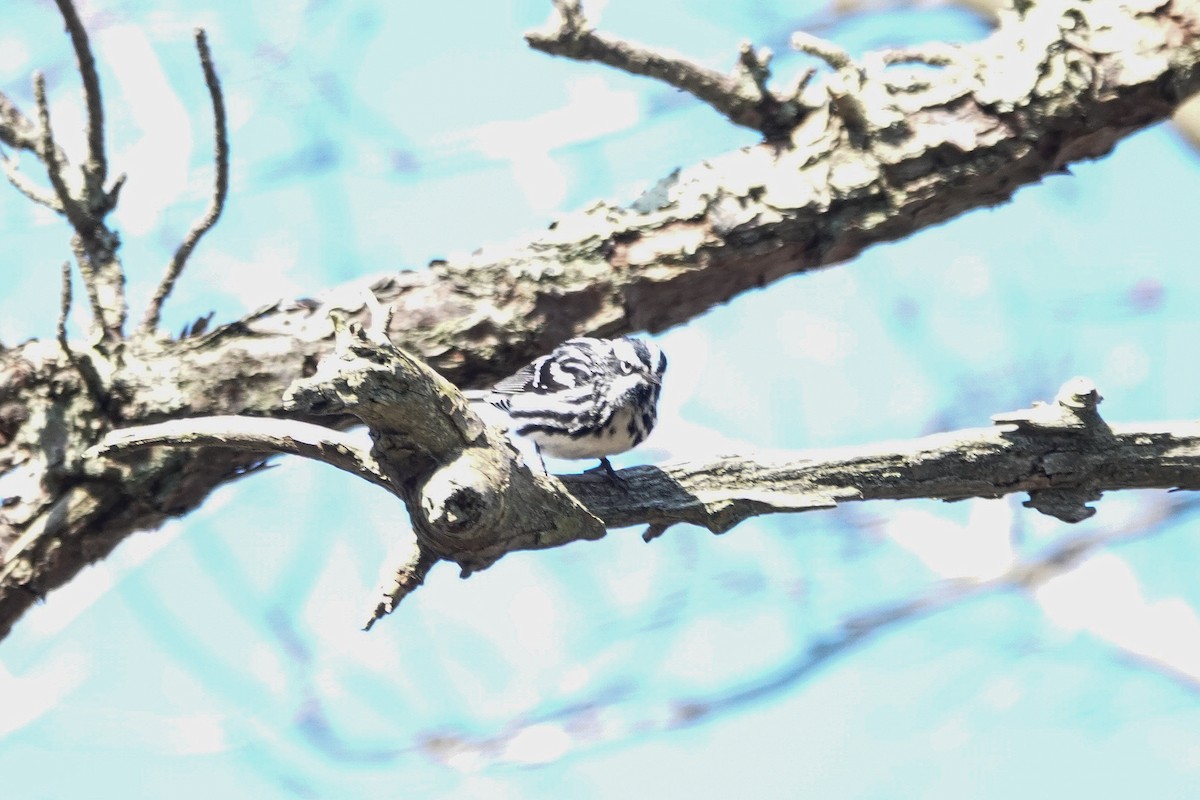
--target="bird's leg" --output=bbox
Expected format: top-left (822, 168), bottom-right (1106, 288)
top-left (535, 443), bottom-right (548, 473)
top-left (585, 456), bottom-right (629, 489)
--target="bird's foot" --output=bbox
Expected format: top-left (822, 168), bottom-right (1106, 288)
top-left (585, 457), bottom-right (629, 489)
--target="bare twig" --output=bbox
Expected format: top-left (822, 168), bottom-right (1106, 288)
top-left (790, 30), bottom-right (855, 71)
top-left (34, 71), bottom-right (116, 338)
top-left (363, 539), bottom-right (437, 631)
top-left (141, 28), bottom-right (229, 334)
top-left (526, 2), bottom-right (811, 136)
top-left (0, 152), bottom-right (63, 210)
top-left (0, 93), bottom-right (41, 153)
top-left (99, 172), bottom-right (126, 214)
top-left (33, 73), bottom-right (91, 235)
top-left (52, 0), bottom-right (106, 189)
top-left (88, 415), bottom-right (395, 493)
top-left (57, 261), bottom-right (71, 354)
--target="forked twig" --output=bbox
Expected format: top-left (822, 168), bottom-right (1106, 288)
top-left (525, 0), bottom-right (812, 137)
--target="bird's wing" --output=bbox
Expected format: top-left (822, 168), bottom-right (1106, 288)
top-left (491, 361), bottom-right (541, 394)
top-left (493, 341), bottom-right (598, 395)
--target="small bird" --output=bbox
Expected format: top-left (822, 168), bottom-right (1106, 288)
top-left (473, 336), bottom-right (667, 479)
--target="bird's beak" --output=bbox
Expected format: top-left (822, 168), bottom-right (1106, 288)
top-left (643, 370), bottom-right (661, 386)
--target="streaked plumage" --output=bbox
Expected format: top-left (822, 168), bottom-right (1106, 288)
top-left (479, 336), bottom-right (667, 474)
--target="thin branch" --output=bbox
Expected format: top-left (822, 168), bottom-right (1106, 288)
top-left (525, 2), bottom-right (811, 136)
top-left (52, 0), bottom-right (106, 187)
top-left (33, 72), bottom-right (91, 235)
top-left (100, 172), bottom-right (126, 214)
top-left (0, 93), bottom-right (41, 153)
top-left (362, 540), bottom-right (437, 631)
top-left (790, 30), bottom-right (855, 71)
top-left (558, 379), bottom-right (1200, 537)
top-left (34, 71), bottom-right (116, 340)
top-left (51, 258), bottom-right (108, 409)
top-left (57, 261), bottom-right (71, 354)
top-left (141, 28), bottom-right (229, 335)
top-left (87, 416), bottom-right (395, 494)
top-left (0, 152), bottom-right (63, 210)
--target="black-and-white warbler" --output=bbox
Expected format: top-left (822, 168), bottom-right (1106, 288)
top-left (472, 336), bottom-right (667, 478)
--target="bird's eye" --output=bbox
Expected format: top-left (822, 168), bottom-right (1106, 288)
top-left (620, 361), bottom-right (636, 375)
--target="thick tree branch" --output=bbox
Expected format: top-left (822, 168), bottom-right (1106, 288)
top-left (81, 366), bottom-right (1200, 629)
top-left (141, 28), bottom-right (229, 335)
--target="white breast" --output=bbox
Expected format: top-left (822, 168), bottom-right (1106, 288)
top-left (528, 407), bottom-right (642, 459)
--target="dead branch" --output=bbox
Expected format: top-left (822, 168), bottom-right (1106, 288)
top-left (141, 28), bottom-right (230, 335)
top-left (33, 73), bottom-right (91, 236)
top-left (0, 152), bottom-right (63, 210)
top-left (3, 0), bottom-right (1200, 640)
top-left (84, 358), bottom-right (1200, 629)
top-left (526, 0), bottom-right (813, 137)
top-left (52, 0), bottom-right (107, 191)
top-left (88, 415), bottom-right (394, 493)
top-left (57, 261), bottom-right (71, 355)
top-left (0, 93), bottom-right (40, 153)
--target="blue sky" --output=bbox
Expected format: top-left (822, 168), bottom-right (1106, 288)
top-left (3, 1), bottom-right (1200, 798)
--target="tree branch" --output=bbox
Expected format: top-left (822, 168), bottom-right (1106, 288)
top-left (3, 0), bottom-right (1200, 638)
top-left (52, 0), bottom-right (106, 189)
top-left (0, 152), bottom-right (63, 211)
top-left (88, 415), bottom-right (395, 493)
top-left (33, 73), bottom-right (92, 236)
top-left (0, 93), bottom-right (40, 153)
top-left (33, 72), bottom-right (126, 342)
top-left (526, 0), bottom-right (812, 137)
top-left (565, 379), bottom-right (1197, 536)
top-left (141, 28), bottom-right (229, 335)
top-left (57, 261), bottom-right (71, 355)
top-left (529, 0), bottom-right (1200, 146)
top-left (81, 364), bottom-right (1200, 629)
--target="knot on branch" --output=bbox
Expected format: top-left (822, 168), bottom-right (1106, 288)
top-left (284, 322), bottom-right (605, 626)
top-left (993, 377), bottom-right (1111, 522)
top-left (1023, 487), bottom-right (1101, 523)
top-left (417, 448), bottom-right (508, 555)
top-left (992, 376), bottom-right (1109, 436)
